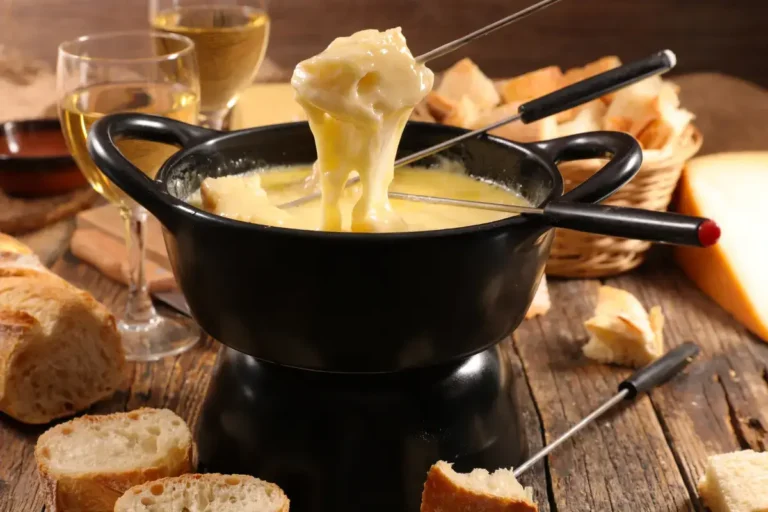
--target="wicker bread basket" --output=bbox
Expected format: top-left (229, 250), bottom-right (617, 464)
top-left (545, 124), bottom-right (703, 278)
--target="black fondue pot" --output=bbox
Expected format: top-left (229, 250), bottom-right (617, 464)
top-left (89, 114), bottom-right (644, 373)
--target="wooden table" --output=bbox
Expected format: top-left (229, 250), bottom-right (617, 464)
top-left (1, 73), bottom-right (767, 512)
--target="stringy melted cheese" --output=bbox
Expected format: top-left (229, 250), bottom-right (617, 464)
top-left (291, 27), bottom-right (434, 232)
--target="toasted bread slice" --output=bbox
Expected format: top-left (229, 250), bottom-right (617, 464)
top-left (421, 461), bottom-right (538, 512)
top-left (698, 449), bottom-right (768, 512)
top-left (556, 56), bottom-right (622, 122)
top-left (444, 95), bottom-right (481, 129)
top-left (35, 408), bottom-right (196, 512)
top-left (635, 82), bottom-right (694, 150)
top-left (425, 91), bottom-right (457, 121)
top-left (473, 102), bottom-right (557, 143)
top-left (582, 285), bottom-right (664, 368)
top-left (602, 75), bottom-right (664, 136)
top-left (500, 65), bottom-right (563, 104)
top-left (114, 473), bottom-right (289, 512)
top-left (557, 100), bottom-right (607, 137)
top-left (436, 58), bottom-right (500, 111)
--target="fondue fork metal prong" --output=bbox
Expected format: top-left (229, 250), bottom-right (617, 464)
top-left (277, 50), bottom-right (677, 210)
top-left (414, 0), bottom-right (566, 64)
top-left (512, 342), bottom-right (700, 477)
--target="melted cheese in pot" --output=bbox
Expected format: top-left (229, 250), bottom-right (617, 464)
top-left (291, 27), bottom-right (434, 232)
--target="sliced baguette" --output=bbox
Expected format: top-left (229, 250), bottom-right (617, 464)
top-left (114, 473), bottom-right (290, 512)
top-left (472, 102), bottom-right (558, 143)
top-left (698, 449), bottom-right (768, 512)
top-left (421, 460), bottom-right (538, 512)
top-left (35, 408), bottom-right (196, 512)
top-left (500, 65), bottom-right (563, 104)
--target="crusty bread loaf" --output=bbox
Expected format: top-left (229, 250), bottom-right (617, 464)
top-left (35, 408), bottom-right (197, 512)
top-left (0, 235), bottom-right (125, 424)
top-left (114, 473), bottom-right (290, 512)
top-left (697, 449), bottom-right (768, 512)
top-left (421, 461), bottom-right (538, 512)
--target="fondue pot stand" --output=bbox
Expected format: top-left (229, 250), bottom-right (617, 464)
top-left (89, 114), bottom-right (644, 512)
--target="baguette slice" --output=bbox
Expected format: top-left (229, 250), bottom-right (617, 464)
top-left (698, 449), bottom-right (768, 512)
top-left (114, 473), bottom-right (290, 512)
top-left (35, 408), bottom-right (197, 512)
top-left (500, 65), bottom-right (563, 104)
top-left (421, 461), bottom-right (538, 512)
top-left (582, 286), bottom-right (664, 368)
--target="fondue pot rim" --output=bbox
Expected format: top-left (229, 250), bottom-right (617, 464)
top-left (88, 113), bottom-right (642, 241)
top-left (153, 120), bottom-right (562, 240)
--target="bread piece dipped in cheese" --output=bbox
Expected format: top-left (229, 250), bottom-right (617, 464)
top-left (582, 285), bottom-right (664, 368)
top-left (698, 449), bottom-right (768, 512)
top-left (675, 152), bottom-right (768, 342)
top-left (421, 461), bottom-right (538, 512)
top-left (114, 473), bottom-right (289, 512)
top-left (35, 408), bottom-right (196, 512)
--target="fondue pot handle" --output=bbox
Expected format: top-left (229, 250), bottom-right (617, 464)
top-left (87, 113), bottom-right (219, 222)
top-left (529, 132), bottom-right (720, 247)
top-left (530, 130), bottom-right (642, 204)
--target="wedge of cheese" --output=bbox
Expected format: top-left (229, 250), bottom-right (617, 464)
top-left (675, 152), bottom-right (768, 342)
top-left (230, 83), bottom-right (306, 130)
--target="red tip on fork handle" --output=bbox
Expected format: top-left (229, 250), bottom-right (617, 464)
top-left (698, 219), bottom-right (721, 247)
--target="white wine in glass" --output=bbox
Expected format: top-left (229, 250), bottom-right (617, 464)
top-left (150, 0), bottom-right (270, 129)
top-left (57, 31), bottom-right (202, 361)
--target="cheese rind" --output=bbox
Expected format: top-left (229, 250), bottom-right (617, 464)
top-left (675, 151), bottom-right (768, 342)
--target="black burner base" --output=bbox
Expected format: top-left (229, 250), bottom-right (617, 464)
top-left (196, 345), bottom-right (527, 512)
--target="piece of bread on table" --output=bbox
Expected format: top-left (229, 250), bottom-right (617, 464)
top-left (436, 58), bottom-right (500, 111)
top-left (500, 65), bottom-right (563, 104)
top-left (114, 473), bottom-right (290, 512)
top-left (697, 449), bottom-right (768, 512)
top-left (35, 408), bottom-right (196, 512)
top-left (472, 102), bottom-right (558, 143)
top-left (582, 285), bottom-right (664, 368)
top-left (0, 234), bottom-right (125, 425)
top-left (421, 461), bottom-right (538, 512)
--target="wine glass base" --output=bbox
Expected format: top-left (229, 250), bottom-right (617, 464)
top-left (118, 313), bottom-right (202, 362)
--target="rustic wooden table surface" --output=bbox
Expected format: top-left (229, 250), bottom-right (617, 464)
top-left (1, 73), bottom-right (767, 512)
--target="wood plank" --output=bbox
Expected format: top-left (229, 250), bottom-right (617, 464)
top-left (514, 277), bottom-right (693, 511)
top-left (606, 248), bottom-right (768, 506)
top-left (0, 253), bottom-right (220, 512)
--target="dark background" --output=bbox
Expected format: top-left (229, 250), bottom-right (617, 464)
top-left (5, 0), bottom-right (768, 86)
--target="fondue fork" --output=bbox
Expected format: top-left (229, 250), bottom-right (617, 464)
top-left (279, 50), bottom-right (677, 210)
top-left (414, 0), bottom-right (567, 64)
top-left (513, 342), bottom-right (700, 477)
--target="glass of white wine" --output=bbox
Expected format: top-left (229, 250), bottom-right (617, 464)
top-left (150, 0), bottom-right (270, 129)
top-left (57, 31), bottom-right (202, 361)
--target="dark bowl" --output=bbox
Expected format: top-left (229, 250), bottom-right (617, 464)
top-left (0, 118), bottom-right (88, 197)
top-left (87, 114), bottom-right (641, 373)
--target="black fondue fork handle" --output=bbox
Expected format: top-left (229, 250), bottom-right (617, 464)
top-left (519, 50), bottom-right (676, 123)
top-left (540, 202), bottom-right (721, 247)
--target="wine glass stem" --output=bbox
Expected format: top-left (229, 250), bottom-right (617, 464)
top-left (121, 205), bottom-right (158, 326)
top-left (200, 108), bottom-right (229, 130)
